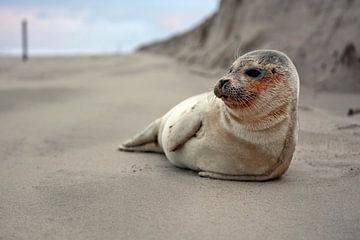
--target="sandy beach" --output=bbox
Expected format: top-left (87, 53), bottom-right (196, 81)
top-left (0, 53), bottom-right (359, 240)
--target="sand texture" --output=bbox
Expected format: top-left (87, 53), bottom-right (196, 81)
top-left (0, 54), bottom-right (360, 239)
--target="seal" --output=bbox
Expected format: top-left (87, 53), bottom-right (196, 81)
top-left (119, 49), bottom-right (299, 181)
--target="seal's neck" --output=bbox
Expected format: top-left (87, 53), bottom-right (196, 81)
top-left (218, 102), bottom-right (292, 146)
top-left (222, 102), bottom-right (291, 132)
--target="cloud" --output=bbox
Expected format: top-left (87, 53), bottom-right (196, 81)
top-left (157, 15), bottom-right (190, 31)
top-left (0, 6), bottom-right (152, 55)
top-left (0, 3), bottom-right (217, 55)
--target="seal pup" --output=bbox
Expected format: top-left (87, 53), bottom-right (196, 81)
top-left (119, 49), bottom-right (299, 181)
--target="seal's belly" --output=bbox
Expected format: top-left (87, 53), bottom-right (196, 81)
top-left (166, 128), bottom-right (278, 175)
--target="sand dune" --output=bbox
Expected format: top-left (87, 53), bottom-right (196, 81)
top-left (0, 54), bottom-right (359, 239)
top-left (140, 0), bottom-right (360, 92)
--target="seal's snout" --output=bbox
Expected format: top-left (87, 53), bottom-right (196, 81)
top-left (218, 79), bottom-right (230, 89)
top-left (214, 78), bottom-right (230, 98)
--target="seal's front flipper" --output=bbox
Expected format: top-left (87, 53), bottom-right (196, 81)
top-left (118, 118), bottom-right (163, 153)
top-left (167, 111), bottom-right (202, 152)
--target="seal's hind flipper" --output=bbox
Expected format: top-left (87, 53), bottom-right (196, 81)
top-left (198, 171), bottom-right (273, 181)
top-left (118, 142), bottom-right (163, 153)
top-left (167, 111), bottom-right (202, 152)
top-left (119, 118), bottom-right (163, 153)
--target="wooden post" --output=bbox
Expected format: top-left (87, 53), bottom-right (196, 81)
top-left (21, 19), bottom-right (28, 61)
top-left (348, 108), bottom-right (360, 116)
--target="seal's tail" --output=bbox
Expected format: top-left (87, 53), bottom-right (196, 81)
top-left (118, 118), bottom-right (164, 153)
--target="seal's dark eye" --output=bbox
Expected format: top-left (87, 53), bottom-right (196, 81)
top-left (228, 67), bottom-right (234, 74)
top-left (245, 69), bottom-right (262, 78)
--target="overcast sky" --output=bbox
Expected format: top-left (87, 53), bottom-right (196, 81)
top-left (0, 0), bottom-right (218, 55)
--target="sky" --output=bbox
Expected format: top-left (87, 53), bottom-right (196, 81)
top-left (0, 0), bottom-right (218, 55)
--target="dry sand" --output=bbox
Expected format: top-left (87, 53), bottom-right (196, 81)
top-left (0, 53), bottom-right (359, 240)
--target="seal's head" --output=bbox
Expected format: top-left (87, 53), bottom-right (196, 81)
top-left (214, 50), bottom-right (299, 121)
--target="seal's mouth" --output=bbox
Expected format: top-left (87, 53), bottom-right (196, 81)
top-left (214, 84), bottom-right (248, 101)
top-left (214, 83), bottom-right (257, 108)
top-left (214, 86), bottom-right (227, 99)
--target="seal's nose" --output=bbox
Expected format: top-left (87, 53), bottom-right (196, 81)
top-left (218, 79), bottom-right (230, 89)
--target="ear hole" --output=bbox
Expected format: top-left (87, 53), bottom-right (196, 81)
top-left (272, 68), bottom-right (276, 74)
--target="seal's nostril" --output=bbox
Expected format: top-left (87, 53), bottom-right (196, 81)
top-left (219, 79), bottom-right (230, 88)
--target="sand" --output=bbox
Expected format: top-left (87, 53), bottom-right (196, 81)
top-left (0, 53), bottom-right (359, 240)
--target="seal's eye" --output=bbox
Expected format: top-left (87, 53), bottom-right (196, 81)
top-left (228, 67), bottom-right (234, 74)
top-left (245, 68), bottom-right (263, 78)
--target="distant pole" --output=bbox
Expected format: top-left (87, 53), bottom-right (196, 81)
top-left (21, 19), bottom-right (28, 61)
